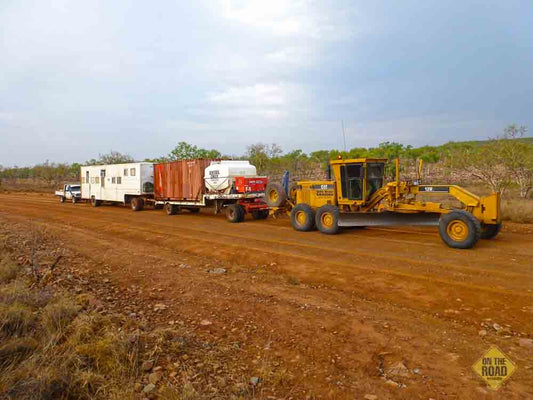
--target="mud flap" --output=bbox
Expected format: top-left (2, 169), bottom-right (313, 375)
top-left (338, 212), bottom-right (441, 227)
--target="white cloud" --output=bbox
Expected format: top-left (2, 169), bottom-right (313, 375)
top-left (209, 84), bottom-right (287, 106)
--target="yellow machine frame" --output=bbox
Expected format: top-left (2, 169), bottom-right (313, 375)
top-left (268, 157), bottom-right (501, 248)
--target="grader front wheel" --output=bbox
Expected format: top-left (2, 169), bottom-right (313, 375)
top-left (480, 223), bottom-right (502, 240)
top-left (290, 204), bottom-right (316, 232)
top-left (316, 205), bottom-right (339, 234)
top-left (438, 210), bottom-right (481, 249)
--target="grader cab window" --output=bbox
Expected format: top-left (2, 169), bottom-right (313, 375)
top-left (366, 163), bottom-right (385, 199)
top-left (340, 163), bottom-right (363, 200)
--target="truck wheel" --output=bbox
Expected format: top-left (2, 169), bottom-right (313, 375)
top-left (480, 223), bottom-right (502, 240)
top-left (60, 196), bottom-right (65, 203)
top-left (131, 197), bottom-right (144, 211)
top-left (91, 197), bottom-right (101, 207)
top-left (288, 182), bottom-right (298, 203)
top-left (265, 183), bottom-right (287, 207)
top-left (165, 204), bottom-right (179, 215)
top-left (438, 210), bottom-right (481, 249)
top-left (71, 196), bottom-right (77, 204)
top-left (290, 204), bottom-right (316, 232)
top-left (251, 209), bottom-right (269, 220)
top-left (316, 205), bottom-right (339, 234)
top-left (226, 204), bottom-right (245, 223)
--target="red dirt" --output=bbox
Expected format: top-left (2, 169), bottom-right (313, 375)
top-left (1, 192), bottom-right (532, 399)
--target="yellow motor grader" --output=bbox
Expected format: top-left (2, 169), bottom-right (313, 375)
top-left (265, 158), bottom-right (501, 249)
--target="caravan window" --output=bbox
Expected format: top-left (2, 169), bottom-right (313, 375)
top-left (130, 168), bottom-right (136, 176)
top-left (117, 177), bottom-right (122, 184)
top-left (124, 168), bottom-right (128, 176)
top-left (112, 177), bottom-right (116, 184)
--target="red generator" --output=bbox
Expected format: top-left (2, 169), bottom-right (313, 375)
top-left (234, 176), bottom-right (268, 193)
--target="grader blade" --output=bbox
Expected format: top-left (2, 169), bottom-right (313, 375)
top-left (338, 212), bottom-right (441, 227)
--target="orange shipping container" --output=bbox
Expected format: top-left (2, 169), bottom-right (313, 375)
top-left (153, 160), bottom-right (214, 201)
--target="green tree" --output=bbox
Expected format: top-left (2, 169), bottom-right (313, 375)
top-left (167, 142), bottom-right (221, 160)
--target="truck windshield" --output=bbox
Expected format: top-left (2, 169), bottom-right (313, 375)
top-left (340, 163), bottom-right (363, 200)
top-left (69, 186), bottom-right (80, 191)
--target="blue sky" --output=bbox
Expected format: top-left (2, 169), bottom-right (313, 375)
top-left (1, 0), bottom-right (532, 166)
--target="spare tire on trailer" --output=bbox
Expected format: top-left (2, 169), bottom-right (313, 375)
top-left (265, 182), bottom-right (287, 207)
top-left (131, 197), bottom-right (144, 211)
top-left (480, 223), bottom-right (502, 239)
top-left (226, 204), bottom-right (245, 223)
top-left (438, 210), bottom-right (481, 249)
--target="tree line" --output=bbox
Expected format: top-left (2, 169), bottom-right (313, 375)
top-left (1, 125), bottom-right (531, 198)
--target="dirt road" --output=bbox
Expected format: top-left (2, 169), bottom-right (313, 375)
top-left (1, 192), bottom-right (532, 398)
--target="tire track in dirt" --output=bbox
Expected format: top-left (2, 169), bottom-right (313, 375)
top-left (1, 196), bottom-right (532, 333)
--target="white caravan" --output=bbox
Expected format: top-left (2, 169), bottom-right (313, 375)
top-left (81, 163), bottom-right (154, 210)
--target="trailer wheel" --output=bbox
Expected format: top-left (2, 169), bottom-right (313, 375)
top-left (265, 183), bottom-right (287, 207)
top-left (60, 196), bottom-right (65, 203)
top-left (131, 197), bottom-right (144, 211)
top-left (290, 204), bottom-right (316, 232)
top-left (226, 204), bottom-right (245, 223)
top-left (480, 223), bottom-right (502, 240)
top-left (91, 197), bottom-right (101, 207)
top-left (316, 205), bottom-right (339, 234)
top-left (165, 204), bottom-right (179, 215)
top-left (251, 209), bottom-right (269, 220)
top-left (438, 210), bottom-right (481, 249)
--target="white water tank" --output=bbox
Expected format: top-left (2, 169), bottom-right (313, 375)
top-left (204, 160), bottom-right (257, 193)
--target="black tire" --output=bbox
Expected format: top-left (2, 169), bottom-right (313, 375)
top-left (71, 196), bottom-right (77, 204)
top-left (251, 209), bottom-right (269, 220)
top-left (91, 197), bottom-right (101, 207)
top-left (60, 196), bottom-right (65, 203)
top-left (265, 182), bottom-right (287, 207)
top-left (290, 203), bottom-right (316, 232)
top-left (226, 204), bottom-right (245, 223)
top-left (316, 205), bottom-right (340, 234)
top-left (480, 223), bottom-right (502, 240)
top-left (438, 210), bottom-right (481, 249)
top-left (165, 203), bottom-right (179, 215)
top-left (131, 197), bottom-right (144, 211)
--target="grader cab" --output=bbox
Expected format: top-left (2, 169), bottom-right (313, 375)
top-left (266, 158), bottom-right (501, 249)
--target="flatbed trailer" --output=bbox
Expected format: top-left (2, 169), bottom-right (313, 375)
top-left (153, 160), bottom-right (268, 222)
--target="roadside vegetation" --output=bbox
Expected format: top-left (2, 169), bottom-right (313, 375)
top-left (0, 226), bottom-right (264, 399)
top-left (1, 124), bottom-right (531, 222)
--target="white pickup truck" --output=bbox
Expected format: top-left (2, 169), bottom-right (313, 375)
top-left (55, 183), bottom-right (82, 203)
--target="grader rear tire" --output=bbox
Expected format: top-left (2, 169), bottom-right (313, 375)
top-left (265, 183), bottom-right (287, 207)
top-left (290, 204), bottom-right (315, 232)
top-left (480, 223), bottom-right (502, 240)
top-left (438, 210), bottom-right (480, 249)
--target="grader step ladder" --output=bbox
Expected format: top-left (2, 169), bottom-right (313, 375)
top-left (266, 158), bottom-right (501, 249)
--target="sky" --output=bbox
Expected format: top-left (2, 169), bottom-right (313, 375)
top-left (1, 0), bottom-right (532, 166)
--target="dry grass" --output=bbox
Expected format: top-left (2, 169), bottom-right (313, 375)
top-left (501, 198), bottom-right (533, 224)
top-left (0, 253), bottom-right (139, 400)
